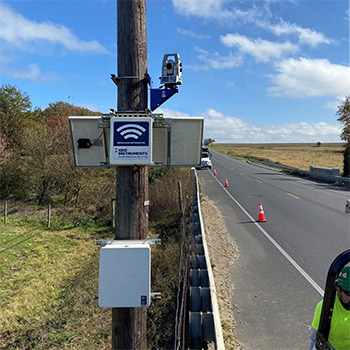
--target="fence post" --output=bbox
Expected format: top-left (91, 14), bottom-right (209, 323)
top-left (4, 200), bottom-right (7, 224)
top-left (111, 198), bottom-right (116, 229)
top-left (47, 204), bottom-right (51, 228)
top-left (178, 182), bottom-right (183, 213)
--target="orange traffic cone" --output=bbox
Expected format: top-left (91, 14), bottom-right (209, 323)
top-left (213, 169), bottom-right (217, 176)
top-left (224, 178), bottom-right (229, 187)
top-left (258, 202), bottom-right (266, 222)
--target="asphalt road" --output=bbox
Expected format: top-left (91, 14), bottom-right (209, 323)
top-left (198, 150), bottom-right (350, 350)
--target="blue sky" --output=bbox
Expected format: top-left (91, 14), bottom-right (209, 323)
top-left (0, 0), bottom-right (349, 143)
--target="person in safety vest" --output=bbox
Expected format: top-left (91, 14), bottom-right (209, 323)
top-left (310, 265), bottom-right (350, 350)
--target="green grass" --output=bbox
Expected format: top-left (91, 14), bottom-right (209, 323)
top-left (0, 214), bottom-right (185, 350)
top-left (0, 166), bottom-right (193, 349)
top-left (0, 221), bottom-right (112, 350)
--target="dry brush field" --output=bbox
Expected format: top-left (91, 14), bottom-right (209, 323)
top-left (211, 143), bottom-right (345, 172)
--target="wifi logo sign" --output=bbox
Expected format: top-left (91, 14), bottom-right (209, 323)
top-left (113, 120), bottom-right (150, 146)
top-left (117, 124), bottom-right (146, 140)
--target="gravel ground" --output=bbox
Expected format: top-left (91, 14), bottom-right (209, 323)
top-left (200, 194), bottom-right (243, 350)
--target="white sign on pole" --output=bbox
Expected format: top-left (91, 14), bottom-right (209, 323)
top-left (110, 117), bottom-right (152, 165)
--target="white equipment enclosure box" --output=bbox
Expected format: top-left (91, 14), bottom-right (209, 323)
top-left (110, 117), bottom-right (152, 165)
top-left (98, 242), bottom-right (151, 308)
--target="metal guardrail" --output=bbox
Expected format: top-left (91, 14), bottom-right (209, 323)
top-left (189, 168), bottom-right (225, 350)
top-left (248, 158), bottom-right (350, 186)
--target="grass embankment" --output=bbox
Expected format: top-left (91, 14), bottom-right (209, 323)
top-left (0, 168), bottom-right (193, 349)
top-left (211, 143), bottom-right (344, 171)
top-left (0, 221), bottom-right (111, 350)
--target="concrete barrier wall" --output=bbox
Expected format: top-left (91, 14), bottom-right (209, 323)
top-left (310, 166), bottom-right (340, 177)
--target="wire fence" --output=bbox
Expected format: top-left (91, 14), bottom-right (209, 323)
top-left (174, 184), bottom-right (191, 350)
top-left (1, 200), bottom-right (52, 228)
top-left (174, 214), bottom-right (190, 350)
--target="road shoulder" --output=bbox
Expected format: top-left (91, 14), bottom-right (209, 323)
top-left (200, 194), bottom-right (243, 349)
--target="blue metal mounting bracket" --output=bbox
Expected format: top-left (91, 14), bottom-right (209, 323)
top-left (150, 87), bottom-right (178, 111)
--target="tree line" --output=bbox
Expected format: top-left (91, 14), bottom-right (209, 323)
top-left (0, 84), bottom-right (115, 222)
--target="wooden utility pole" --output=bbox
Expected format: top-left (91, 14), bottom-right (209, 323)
top-left (112, 0), bottom-right (149, 349)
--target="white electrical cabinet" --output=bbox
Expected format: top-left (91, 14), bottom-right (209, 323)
top-left (98, 242), bottom-right (151, 308)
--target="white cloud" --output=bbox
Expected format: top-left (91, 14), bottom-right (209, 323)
top-left (158, 108), bottom-right (194, 119)
top-left (173, 0), bottom-right (332, 50)
top-left (177, 28), bottom-right (211, 40)
top-left (225, 81), bottom-right (237, 89)
top-left (268, 57), bottom-right (350, 97)
top-left (268, 20), bottom-right (333, 47)
top-left (160, 108), bottom-right (341, 143)
top-left (323, 96), bottom-right (347, 111)
top-left (3, 63), bottom-right (59, 82)
top-left (172, 0), bottom-right (260, 23)
top-left (202, 109), bottom-right (341, 143)
top-left (5, 63), bottom-right (40, 80)
top-left (0, 2), bottom-right (108, 54)
top-left (0, 54), bottom-right (15, 64)
top-left (220, 34), bottom-right (298, 62)
top-left (194, 47), bottom-right (243, 70)
top-left (172, 0), bottom-right (233, 20)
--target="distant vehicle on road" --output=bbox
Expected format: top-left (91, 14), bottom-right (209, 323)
top-left (197, 147), bottom-right (212, 169)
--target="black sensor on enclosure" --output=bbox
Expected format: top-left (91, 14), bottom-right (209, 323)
top-left (77, 138), bottom-right (91, 149)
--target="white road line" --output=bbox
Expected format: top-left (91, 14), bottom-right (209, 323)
top-left (208, 171), bottom-right (324, 296)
